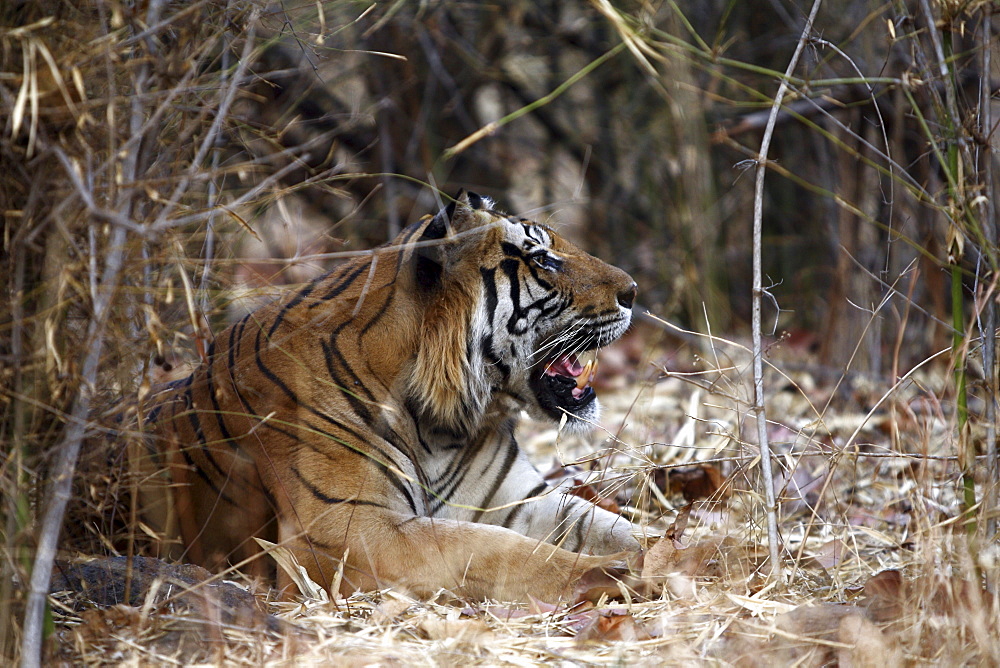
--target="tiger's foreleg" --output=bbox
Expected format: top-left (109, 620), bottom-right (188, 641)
top-left (478, 455), bottom-right (639, 555)
top-left (280, 510), bottom-right (618, 603)
top-left (523, 484), bottom-right (639, 555)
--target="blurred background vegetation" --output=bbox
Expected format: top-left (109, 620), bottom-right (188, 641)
top-left (2, 0), bottom-right (999, 660)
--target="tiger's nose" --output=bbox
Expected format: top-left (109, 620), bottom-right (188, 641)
top-left (617, 282), bottom-right (637, 309)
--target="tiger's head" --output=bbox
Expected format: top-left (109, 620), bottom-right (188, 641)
top-left (407, 192), bottom-right (636, 435)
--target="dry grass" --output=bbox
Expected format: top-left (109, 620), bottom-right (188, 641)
top-left (3, 0), bottom-right (999, 665)
top-left (39, 332), bottom-right (1000, 664)
top-left (0, 1), bottom-right (288, 663)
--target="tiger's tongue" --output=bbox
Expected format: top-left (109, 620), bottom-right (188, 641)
top-left (545, 354), bottom-right (585, 378)
top-left (545, 354), bottom-right (597, 399)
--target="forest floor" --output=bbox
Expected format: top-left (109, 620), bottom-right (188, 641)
top-left (45, 319), bottom-right (997, 666)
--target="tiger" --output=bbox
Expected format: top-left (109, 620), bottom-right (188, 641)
top-left (139, 192), bottom-right (640, 602)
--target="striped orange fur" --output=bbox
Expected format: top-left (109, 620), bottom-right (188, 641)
top-left (140, 192), bottom-right (640, 602)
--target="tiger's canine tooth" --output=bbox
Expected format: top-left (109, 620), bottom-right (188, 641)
top-left (577, 359), bottom-right (593, 389)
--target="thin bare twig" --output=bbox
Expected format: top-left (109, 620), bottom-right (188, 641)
top-left (979, 1), bottom-right (998, 543)
top-left (151, 159), bottom-right (306, 231)
top-left (20, 3), bottom-right (161, 661)
top-left (20, 222), bottom-right (130, 668)
top-left (751, 0), bottom-right (823, 582)
top-left (151, 11), bottom-right (258, 230)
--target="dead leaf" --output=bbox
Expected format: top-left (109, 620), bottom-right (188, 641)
top-left (640, 537), bottom-right (682, 580)
top-left (661, 465), bottom-right (728, 502)
top-left (574, 608), bottom-right (651, 643)
top-left (812, 538), bottom-right (849, 570)
top-left (542, 458), bottom-right (577, 481)
top-left (573, 566), bottom-right (633, 604)
top-left (567, 479), bottom-right (621, 514)
top-left (667, 503), bottom-right (692, 542)
top-left (776, 603), bottom-right (861, 637)
top-left (541, 461), bottom-right (621, 513)
top-left (630, 505), bottom-right (692, 586)
top-left (638, 538), bottom-right (714, 602)
top-left (79, 604), bottom-right (142, 640)
top-left (641, 532), bottom-right (721, 581)
top-left (862, 570), bottom-right (904, 623)
top-left (255, 537), bottom-right (328, 603)
top-left (861, 570), bottom-right (992, 622)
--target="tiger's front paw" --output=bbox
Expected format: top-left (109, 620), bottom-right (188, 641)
top-left (586, 518), bottom-right (642, 555)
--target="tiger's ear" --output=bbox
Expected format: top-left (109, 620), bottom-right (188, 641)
top-left (415, 191), bottom-right (490, 288)
top-left (461, 190), bottom-right (491, 214)
top-left (421, 190), bottom-right (489, 239)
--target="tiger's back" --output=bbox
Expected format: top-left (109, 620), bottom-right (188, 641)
top-left (143, 192), bottom-right (640, 601)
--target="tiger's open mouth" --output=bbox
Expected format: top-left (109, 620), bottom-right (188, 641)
top-left (530, 351), bottom-right (600, 420)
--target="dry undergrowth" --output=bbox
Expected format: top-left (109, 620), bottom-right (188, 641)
top-left (44, 325), bottom-right (1000, 665)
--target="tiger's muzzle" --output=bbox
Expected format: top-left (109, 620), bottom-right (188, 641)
top-left (529, 304), bottom-right (634, 423)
